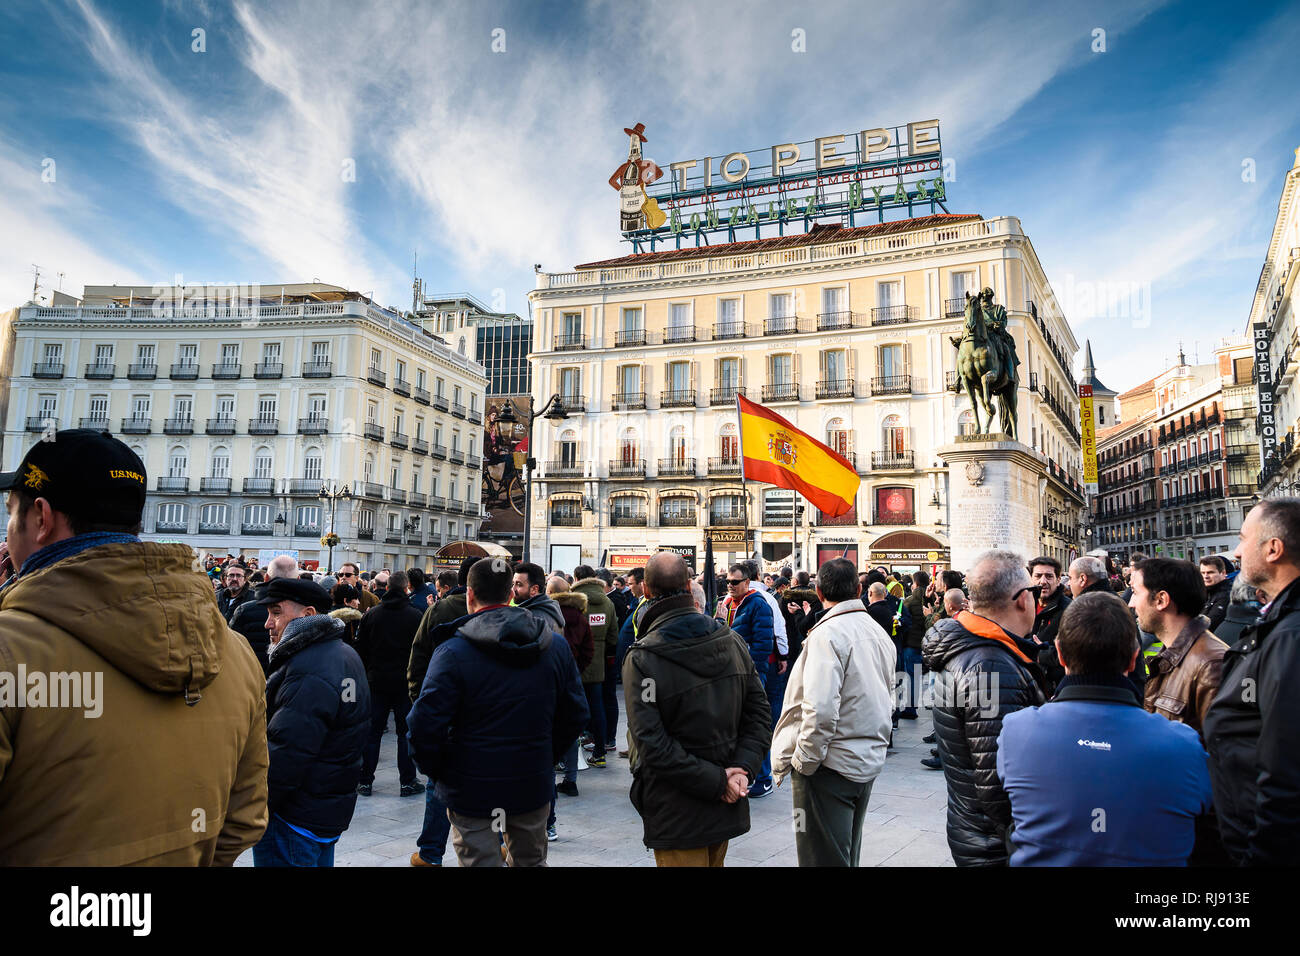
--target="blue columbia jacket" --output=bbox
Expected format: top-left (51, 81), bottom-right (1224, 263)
top-left (996, 677), bottom-right (1213, 866)
top-left (725, 590), bottom-right (774, 669)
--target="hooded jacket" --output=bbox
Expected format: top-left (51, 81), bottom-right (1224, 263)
top-left (329, 605), bottom-right (363, 646)
top-left (356, 587), bottom-right (426, 695)
top-left (573, 577), bottom-right (617, 683)
top-left (407, 604), bottom-right (588, 817)
top-left (229, 595), bottom-right (272, 674)
top-left (265, 613), bottom-right (370, 839)
top-left (922, 611), bottom-right (1048, 866)
top-left (623, 594), bottom-right (772, 850)
top-left (407, 586), bottom-right (469, 702)
top-left (550, 591), bottom-right (594, 675)
top-left (0, 542), bottom-right (268, 866)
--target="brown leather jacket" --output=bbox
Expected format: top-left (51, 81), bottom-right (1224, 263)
top-left (1143, 614), bottom-right (1227, 738)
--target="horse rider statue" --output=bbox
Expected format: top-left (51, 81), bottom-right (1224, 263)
top-left (950, 288), bottom-right (1020, 440)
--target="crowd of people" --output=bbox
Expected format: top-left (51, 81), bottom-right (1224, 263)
top-left (0, 429), bottom-right (1296, 868)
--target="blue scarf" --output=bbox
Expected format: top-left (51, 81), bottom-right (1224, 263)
top-left (10, 532), bottom-right (141, 585)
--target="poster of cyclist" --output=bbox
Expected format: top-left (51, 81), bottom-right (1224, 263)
top-left (481, 398), bottom-right (530, 533)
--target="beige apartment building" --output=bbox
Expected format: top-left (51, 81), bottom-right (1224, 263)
top-left (0, 283), bottom-right (487, 571)
top-left (527, 214), bottom-right (1085, 575)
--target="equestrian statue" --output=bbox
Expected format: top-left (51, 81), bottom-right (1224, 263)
top-left (950, 287), bottom-right (1020, 440)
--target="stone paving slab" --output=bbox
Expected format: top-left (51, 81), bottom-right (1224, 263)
top-left (236, 708), bottom-right (954, 867)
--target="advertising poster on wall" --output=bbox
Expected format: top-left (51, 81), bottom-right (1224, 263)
top-left (480, 396), bottom-right (532, 547)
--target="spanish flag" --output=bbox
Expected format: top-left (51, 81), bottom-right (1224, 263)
top-left (738, 394), bottom-right (860, 517)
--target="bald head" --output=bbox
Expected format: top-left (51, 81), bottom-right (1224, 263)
top-left (867, 582), bottom-right (887, 602)
top-left (967, 550), bottom-right (1031, 611)
top-left (644, 552), bottom-right (689, 599)
top-left (944, 588), bottom-right (966, 614)
top-left (267, 555), bottom-right (299, 580)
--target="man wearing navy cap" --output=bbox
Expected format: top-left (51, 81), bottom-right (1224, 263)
top-left (255, 576), bottom-right (371, 867)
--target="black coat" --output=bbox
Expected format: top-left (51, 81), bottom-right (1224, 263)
top-left (623, 595), bottom-right (771, 850)
top-left (1213, 602), bottom-right (1258, 648)
top-left (356, 588), bottom-right (426, 695)
top-left (781, 588), bottom-right (821, 663)
top-left (265, 614), bottom-right (371, 838)
top-left (609, 587), bottom-right (632, 633)
top-left (218, 585), bottom-right (255, 623)
top-left (1201, 580), bottom-right (1231, 633)
top-left (229, 596), bottom-right (270, 675)
top-left (1204, 576), bottom-right (1300, 866)
top-left (922, 614), bottom-right (1048, 866)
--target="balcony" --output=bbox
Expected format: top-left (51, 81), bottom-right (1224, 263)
top-left (763, 383), bottom-right (800, 403)
top-left (708, 513), bottom-right (747, 527)
top-left (468, 409), bottom-right (482, 425)
top-left (242, 478), bottom-right (275, 494)
top-left (815, 379), bottom-right (856, 400)
top-left (391, 431), bottom-right (409, 449)
top-left (211, 363), bottom-right (242, 379)
top-left (615, 328), bottom-right (648, 347)
top-left (287, 479), bottom-right (322, 495)
top-left (393, 378), bottom-right (411, 397)
top-left (170, 363), bottom-right (199, 380)
top-left (613, 391), bottom-right (646, 410)
top-left (254, 362), bottom-right (283, 379)
top-left (708, 456), bottom-right (741, 476)
top-left (451, 403), bottom-right (467, 419)
top-left (363, 422), bottom-right (385, 442)
top-left (559, 394), bottom-right (586, 413)
top-left (302, 361), bottom-right (333, 378)
top-left (874, 509), bottom-right (915, 525)
top-left (199, 478), bottom-right (232, 494)
top-left (432, 394), bottom-right (449, 411)
top-left (609, 509), bottom-right (649, 529)
top-left (79, 416), bottom-right (110, 430)
top-left (26, 416), bottom-right (56, 433)
top-left (389, 488), bottom-right (408, 504)
top-left (870, 375), bottom-right (912, 395)
top-left (945, 370), bottom-right (958, 391)
top-left (428, 495), bottom-right (447, 511)
top-left (120, 417), bottom-right (152, 434)
top-left (413, 386), bottom-right (430, 405)
top-left (546, 460), bottom-right (584, 477)
top-left (710, 386), bottom-right (744, 406)
top-left (550, 509), bottom-right (583, 527)
top-left (242, 524), bottom-right (274, 536)
top-left (155, 521), bottom-right (188, 533)
top-left (431, 443), bottom-right (447, 459)
top-left (156, 477), bottom-right (189, 493)
top-left (763, 315), bottom-right (802, 336)
top-left (467, 454), bottom-right (481, 469)
top-left (817, 311), bottom-right (856, 331)
top-left (357, 528), bottom-right (374, 540)
top-left (1227, 483), bottom-right (1255, 497)
top-left (127, 363), bottom-right (157, 380)
top-left (198, 521), bottom-right (230, 534)
top-left (84, 363), bottom-right (116, 380)
top-left (657, 457), bottom-right (697, 477)
top-left (385, 532), bottom-right (403, 544)
top-left (298, 417), bottom-right (328, 435)
top-left (447, 449), bottom-right (463, 466)
top-left (295, 524), bottom-right (321, 537)
top-left (871, 450), bottom-right (915, 470)
top-left (205, 417), bottom-right (237, 435)
top-left (32, 362), bottom-right (65, 378)
top-left (412, 438), bottom-right (429, 455)
top-left (609, 459), bottom-right (646, 478)
top-left (367, 366), bottom-right (387, 387)
top-left (446, 499), bottom-right (461, 513)
top-left (661, 388), bottom-right (697, 408)
top-left (361, 481), bottom-right (386, 499)
top-left (871, 305), bottom-right (914, 326)
top-left (248, 418), bottom-right (279, 435)
top-left (818, 509), bottom-right (859, 527)
top-left (664, 325), bottom-right (696, 344)
top-left (659, 512), bottom-right (698, 527)
top-left (163, 417), bottom-right (195, 435)
top-left (410, 492), bottom-right (428, 507)
top-left (554, 333), bottom-right (587, 351)
top-left (944, 297), bottom-right (967, 317)
top-left (713, 322), bottom-right (747, 341)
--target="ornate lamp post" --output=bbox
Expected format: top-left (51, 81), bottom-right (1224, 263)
top-left (318, 482), bottom-right (352, 573)
top-left (495, 394), bottom-right (569, 562)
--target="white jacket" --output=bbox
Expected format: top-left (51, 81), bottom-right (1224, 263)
top-left (771, 598), bottom-right (896, 785)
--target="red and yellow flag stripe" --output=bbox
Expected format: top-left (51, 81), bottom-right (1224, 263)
top-left (737, 394), bottom-right (860, 517)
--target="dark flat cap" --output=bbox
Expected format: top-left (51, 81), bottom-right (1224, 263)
top-left (256, 577), bottom-right (331, 611)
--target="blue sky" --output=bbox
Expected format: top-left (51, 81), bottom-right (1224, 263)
top-left (2, 0), bottom-right (1298, 393)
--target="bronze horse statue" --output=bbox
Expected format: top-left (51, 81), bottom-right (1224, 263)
top-left (951, 292), bottom-right (1019, 440)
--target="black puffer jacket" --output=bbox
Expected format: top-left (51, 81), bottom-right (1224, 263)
top-left (356, 587), bottom-right (425, 696)
top-left (265, 614), bottom-right (371, 838)
top-left (229, 595), bottom-right (271, 675)
top-left (922, 613), bottom-right (1048, 866)
top-left (623, 593), bottom-right (772, 851)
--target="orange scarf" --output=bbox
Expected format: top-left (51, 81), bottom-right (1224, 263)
top-left (954, 610), bottom-right (1033, 664)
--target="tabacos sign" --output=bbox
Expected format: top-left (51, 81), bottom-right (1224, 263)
top-left (610, 119), bottom-right (948, 250)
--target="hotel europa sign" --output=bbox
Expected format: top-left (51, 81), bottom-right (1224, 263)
top-left (610, 119), bottom-right (948, 250)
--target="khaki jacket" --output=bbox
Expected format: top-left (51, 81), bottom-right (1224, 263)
top-left (0, 543), bottom-right (268, 865)
top-left (771, 599), bottom-right (896, 785)
top-left (572, 578), bottom-right (617, 684)
top-left (1143, 614), bottom-right (1227, 738)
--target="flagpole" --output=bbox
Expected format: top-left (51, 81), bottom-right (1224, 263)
top-left (737, 394), bottom-right (749, 567)
top-left (791, 489), bottom-right (799, 573)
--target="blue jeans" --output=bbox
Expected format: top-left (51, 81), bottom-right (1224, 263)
top-left (603, 669), bottom-right (619, 747)
top-left (254, 813), bottom-right (336, 867)
top-left (751, 661), bottom-right (772, 791)
top-left (561, 739), bottom-right (579, 783)
top-left (900, 647), bottom-right (923, 716)
top-left (361, 684), bottom-right (416, 785)
top-left (766, 660), bottom-right (790, 729)
top-left (583, 683), bottom-right (606, 758)
top-left (417, 784), bottom-right (451, 864)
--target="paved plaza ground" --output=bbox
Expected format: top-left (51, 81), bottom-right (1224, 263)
top-left (236, 707), bottom-right (954, 867)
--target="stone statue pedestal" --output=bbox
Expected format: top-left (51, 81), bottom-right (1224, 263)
top-left (936, 437), bottom-right (1047, 572)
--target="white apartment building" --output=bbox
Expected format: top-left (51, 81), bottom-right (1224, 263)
top-left (527, 214), bottom-right (1084, 575)
top-left (0, 283), bottom-right (487, 571)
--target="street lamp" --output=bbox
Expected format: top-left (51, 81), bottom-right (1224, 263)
top-left (318, 482), bottom-right (352, 573)
top-left (496, 394), bottom-right (568, 562)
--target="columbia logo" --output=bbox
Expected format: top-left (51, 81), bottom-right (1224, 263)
top-left (1077, 738), bottom-right (1112, 751)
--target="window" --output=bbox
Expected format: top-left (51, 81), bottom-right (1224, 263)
top-left (563, 313), bottom-right (582, 338)
top-left (253, 447), bottom-right (273, 479)
top-left (1098, 405), bottom-right (1106, 424)
top-left (136, 344), bottom-right (155, 363)
top-left (311, 341), bottom-right (330, 363)
top-left (415, 417), bottom-right (425, 441)
top-left (822, 286), bottom-right (845, 315)
top-left (435, 377), bottom-right (445, 398)
top-left (357, 509), bottom-right (374, 533)
top-left (822, 349), bottom-right (847, 382)
top-left (718, 357), bottom-right (739, 387)
top-left (308, 395), bottom-right (327, 421)
top-left (878, 344), bottom-right (905, 378)
top-left (958, 409), bottom-right (976, 436)
top-left (157, 503), bottom-right (187, 527)
top-left (363, 455), bottom-right (375, 483)
top-left (94, 344), bottom-right (114, 363)
top-left (769, 293), bottom-right (792, 318)
top-left (882, 414), bottom-right (907, 453)
top-left (367, 401), bottom-right (379, 425)
top-left (452, 431), bottom-right (461, 453)
top-left (951, 271), bottom-right (976, 300)
top-left (220, 343), bottom-right (240, 363)
top-left (243, 504), bottom-right (272, 528)
top-left (660, 496), bottom-right (695, 523)
top-left (710, 494), bottom-right (744, 521)
top-left (210, 447), bottom-right (230, 479)
top-left (394, 408), bottom-right (405, 433)
top-left (200, 503), bottom-right (228, 528)
top-left (296, 506), bottom-right (321, 531)
top-left (261, 342), bottom-right (281, 362)
top-left (430, 474), bottom-right (440, 497)
top-left (876, 281), bottom-right (901, 308)
top-left (669, 303), bottom-right (691, 337)
top-left (720, 423), bottom-right (739, 460)
top-left (619, 429), bottom-right (639, 466)
top-left (412, 470), bottom-right (422, 495)
top-left (216, 394), bottom-right (235, 419)
top-left (560, 367), bottom-right (581, 399)
top-left (370, 348), bottom-right (383, 370)
top-left (391, 464), bottom-right (401, 488)
top-left (620, 307), bottom-right (643, 332)
top-left (618, 365), bottom-right (641, 394)
top-left (36, 393), bottom-right (58, 419)
top-left (43, 343), bottom-right (63, 363)
top-left (826, 418), bottom-right (851, 456)
top-left (395, 359), bottom-right (407, 382)
top-left (558, 431), bottom-right (579, 467)
top-left (89, 394), bottom-right (109, 420)
top-left (177, 344), bottom-right (197, 366)
top-left (668, 426), bottom-right (687, 462)
top-left (718, 298), bottom-right (739, 334)
top-left (257, 395), bottom-right (277, 420)
top-left (453, 385), bottom-right (462, 406)
top-left (131, 395), bottom-right (150, 418)
top-left (770, 354), bottom-right (792, 384)
top-left (167, 447), bottom-right (187, 479)
top-left (668, 361), bottom-right (690, 392)
top-left (303, 448), bottom-right (322, 481)
top-left (172, 395), bottom-right (194, 419)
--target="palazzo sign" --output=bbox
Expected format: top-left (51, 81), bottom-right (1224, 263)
top-left (610, 119), bottom-right (948, 250)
